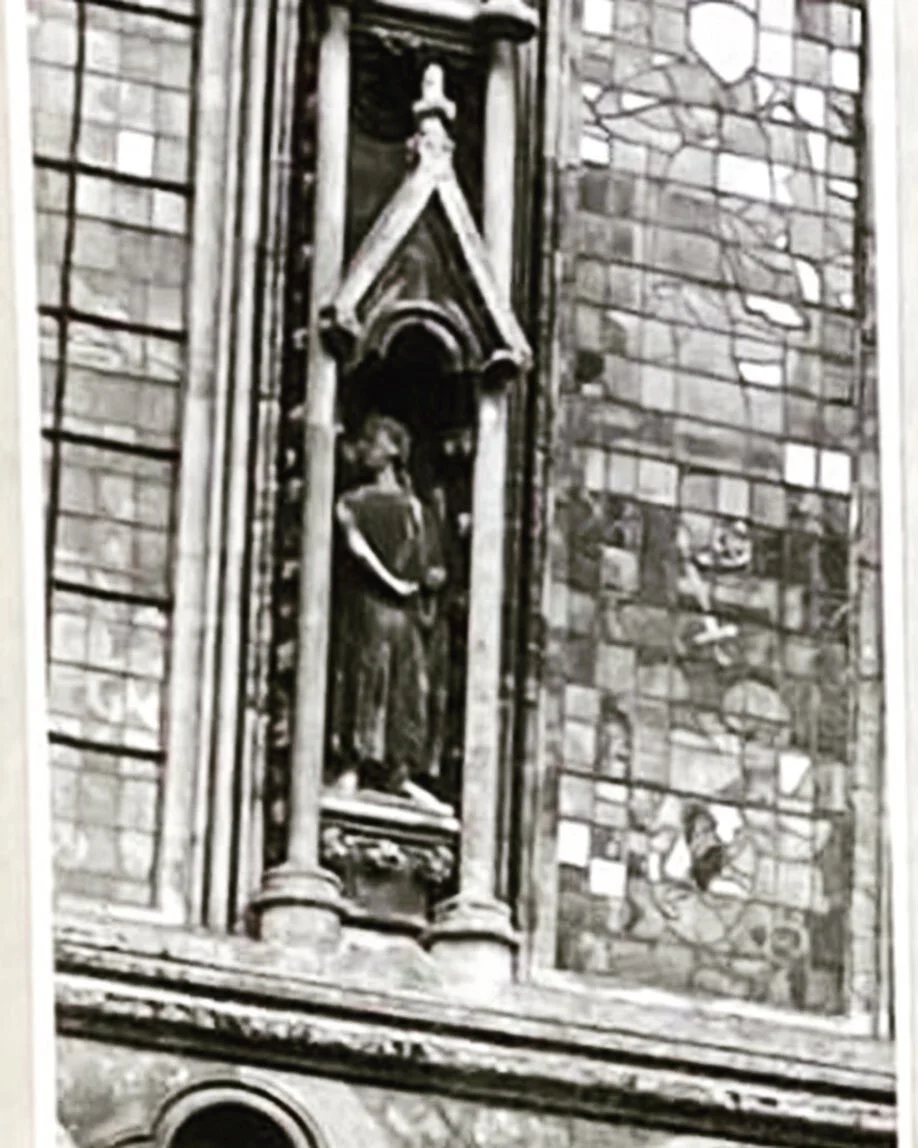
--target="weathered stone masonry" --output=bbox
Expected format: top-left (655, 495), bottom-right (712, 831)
top-left (26, 0), bottom-right (897, 1145)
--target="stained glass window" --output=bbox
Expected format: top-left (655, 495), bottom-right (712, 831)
top-left (28, 0), bottom-right (198, 907)
top-left (548, 0), bottom-right (877, 1015)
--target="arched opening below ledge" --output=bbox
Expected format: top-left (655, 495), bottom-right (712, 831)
top-left (169, 1103), bottom-right (295, 1148)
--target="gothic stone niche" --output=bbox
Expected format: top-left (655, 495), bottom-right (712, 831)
top-left (319, 65), bottom-right (530, 932)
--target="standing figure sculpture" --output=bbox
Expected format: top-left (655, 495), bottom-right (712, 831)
top-left (328, 415), bottom-right (452, 815)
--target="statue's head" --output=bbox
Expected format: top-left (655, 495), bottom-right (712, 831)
top-left (358, 414), bottom-right (411, 474)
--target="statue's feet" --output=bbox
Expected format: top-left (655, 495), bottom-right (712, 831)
top-left (329, 765), bottom-right (359, 796)
top-left (400, 779), bottom-right (455, 818)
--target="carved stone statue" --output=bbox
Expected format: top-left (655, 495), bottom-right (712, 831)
top-left (328, 414), bottom-right (453, 814)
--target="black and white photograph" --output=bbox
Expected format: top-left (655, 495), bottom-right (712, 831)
top-left (1, 0), bottom-right (917, 1144)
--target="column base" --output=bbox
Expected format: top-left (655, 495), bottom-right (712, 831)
top-left (423, 894), bottom-right (518, 988)
top-left (251, 863), bottom-right (344, 948)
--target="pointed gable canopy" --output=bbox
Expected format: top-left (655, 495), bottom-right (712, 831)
top-left (320, 64), bottom-right (532, 385)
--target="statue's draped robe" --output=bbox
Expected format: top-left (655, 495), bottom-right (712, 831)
top-left (330, 483), bottom-right (444, 786)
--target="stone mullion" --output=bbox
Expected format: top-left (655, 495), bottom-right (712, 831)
top-left (262, 1), bottom-right (322, 876)
top-left (253, 0), bottom-right (352, 945)
top-left (232, 0), bottom-right (308, 929)
top-left (845, 36), bottom-right (884, 1030)
top-left (520, 0), bottom-right (581, 976)
top-left (198, 0), bottom-right (281, 933)
top-left (426, 26), bottom-right (536, 985)
top-left (162, 0), bottom-right (250, 927)
top-left (496, 28), bottom-right (543, 909)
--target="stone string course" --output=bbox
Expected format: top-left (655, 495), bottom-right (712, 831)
top-left (55, 921), bottom-right (894, 1146)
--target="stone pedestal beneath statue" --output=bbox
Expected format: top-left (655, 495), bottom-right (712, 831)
top-left (320, 793), bottom-right (460, 934)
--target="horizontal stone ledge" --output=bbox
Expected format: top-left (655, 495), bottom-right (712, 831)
top-left (55, 971), bottom-right (894, 1146)
top-left (54, 931), bottom-right (895, 1096)
top-left (53, 936), bottom-right (895, 1143)
top-left (53, 918), bottom-right (895, 1088)
top-left (321, 791), bottom-right (461, 834)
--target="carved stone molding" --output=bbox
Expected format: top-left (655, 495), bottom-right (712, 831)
top-left (319, 795), bottom-right (459, 929)
top-left (321, 826), bottom-right (455, 885)
top-left (357, 0), bottom-right (539, 45)
top-left (54, 918), bottom-right (895, 1147)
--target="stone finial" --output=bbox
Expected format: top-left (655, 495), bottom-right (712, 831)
top-left (414, 64), bottom-right (457, 125)
top-left (407, 64), bottom-right (457, 174)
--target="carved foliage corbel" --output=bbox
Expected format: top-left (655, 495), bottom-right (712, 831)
top-left (321, 825), bottom-right (455, 887)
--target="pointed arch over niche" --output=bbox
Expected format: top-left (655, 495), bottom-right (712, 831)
top-left (321, 62), bottom-right (529, 381)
